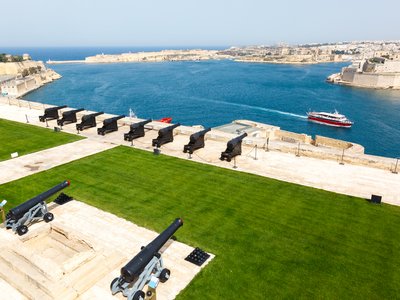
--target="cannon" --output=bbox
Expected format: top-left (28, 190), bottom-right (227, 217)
top-left (39, 105), bottom-right (67, 122)
top-left (97, 115), bottom-right (125, 135)
top-left (76, 111), bottom-right (104, 131)
top-left (5, 180), bottom-right (70, 235)
top-left (111, 218), bottom-right (183, 300)
top-left (152, 123), bottom-right (180, 148)
top-left (57, 108), bottom-right (84, 126)
top-left (183, 128), bottom-right (211, 154)
top-left (220, 133), bottom-right (248, 162)
top-left (124, 119), bottom-right (152, 141)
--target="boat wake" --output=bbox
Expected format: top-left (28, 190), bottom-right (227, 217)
top-left (194, 97), bottom-right (308, 120)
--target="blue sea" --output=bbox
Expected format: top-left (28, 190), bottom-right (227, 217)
top-left (3, 47), bottom-right (400, 158)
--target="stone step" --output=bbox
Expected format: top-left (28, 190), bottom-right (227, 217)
top-left (0, 248), bottom-right (78, 300)
top-left (0, 253), bottom-right (53, 300)
top-left (0, 248), bottom-right (56, 295)
top-left (63, 252), bottom-right (112, 295)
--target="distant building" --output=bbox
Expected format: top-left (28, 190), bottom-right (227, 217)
top-left (22, 54), bottom-right (31, 61)
top-left (330, 54), bottom-right (400, 89)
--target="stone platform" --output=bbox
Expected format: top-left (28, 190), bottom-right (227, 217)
top-left (0, 201), bottom-right (213, 300)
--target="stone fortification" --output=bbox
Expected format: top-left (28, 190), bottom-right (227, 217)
top-left (0, 61), bottom-right (45, 76)
top-left (84, 49), bottom-right (229, 63)
top-left (328, 54), bottom-right (400, 89)
top-left (0, 61), bottom-right (61, 97)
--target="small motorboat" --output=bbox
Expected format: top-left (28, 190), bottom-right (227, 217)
top-left (157, 117), bottom-right (172, 123)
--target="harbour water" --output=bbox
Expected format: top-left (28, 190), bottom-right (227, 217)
top-left (10, 47), bottom-right (400, 158)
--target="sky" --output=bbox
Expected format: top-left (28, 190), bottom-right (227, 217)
top-left (1, 0), bottom-right (400, 47)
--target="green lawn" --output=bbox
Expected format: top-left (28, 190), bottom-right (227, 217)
top-left (1, 146), bottom-right (400, 299)
top-left (0, 118), bottom-right (83, 161)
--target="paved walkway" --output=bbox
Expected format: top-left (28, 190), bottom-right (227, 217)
top-left (1, 99), bottom-right (399, 206)
top-left (0, 139), bottom-right (117, 184)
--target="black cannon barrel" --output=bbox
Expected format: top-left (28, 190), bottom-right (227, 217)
top-left (82, 111), bottom-right (104, 120)
top-left (190, 128), bottom-right (211, 142)
top-left (121, 218), bottom-right (183, 283)
top-left (46, 105), bottom-right (67, 111)
top-left (159, 123), bottom-right (181, 134)
top-left (58, 108), bottom-right (84, 126)
top-left (131, 119), bottom-right (152, 129)
top-left (228, 133), bottom-right (248, 148)
top-left (6, 180), bottom-right (70, 221)
top-left (63, 108), bottom-right (84, 116)
top-left (103, 115), bottom-right (125, 124)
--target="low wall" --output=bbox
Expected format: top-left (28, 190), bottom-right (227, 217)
top-left (315, 135), bottom-right (352, 150)
top-left (275, 130), bottom-right (312, 144)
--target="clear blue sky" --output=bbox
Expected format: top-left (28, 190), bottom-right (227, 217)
top-left (2, 0), bottom-right (399, 47)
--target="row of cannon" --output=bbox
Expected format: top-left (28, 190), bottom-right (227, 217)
top-left (4, 181), bottom-right (186, 300)
top-left (39, 105), bottom-right (249, 162)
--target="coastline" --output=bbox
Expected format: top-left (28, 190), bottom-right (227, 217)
top-left (45, 48), bottom-right (344, 65)
top-left (0, 59), bottom-right (61, 98)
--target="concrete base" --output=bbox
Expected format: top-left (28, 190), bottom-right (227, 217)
top-left (0, 201), bottom-right (213, 300)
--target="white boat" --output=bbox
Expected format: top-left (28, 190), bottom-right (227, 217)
top-left (307, 110), bottom-right (353, 128)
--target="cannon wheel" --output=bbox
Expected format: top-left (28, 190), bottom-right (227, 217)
top-left (131, 290), bottom-right (145, 300)
top-left (159, 268), bottom-right (171, 283)
top-left (17, 225), bottom-right (28, 236)
top-left (110, 277), bottom-right (120, 292)
top-left (43, 212), bottom-right (54, 223)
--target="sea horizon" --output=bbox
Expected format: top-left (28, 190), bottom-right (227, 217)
top-left (0, 46), bottom-right (229, 62)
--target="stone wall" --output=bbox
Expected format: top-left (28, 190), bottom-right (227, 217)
top-left (341, 70), bottom-right (400, 89)
top-left (315, 135), bottom-right (352, 150)
top-left (0, 61), bottom-right (46, 76)
top-left (274, 130), bottom-right (312, 144)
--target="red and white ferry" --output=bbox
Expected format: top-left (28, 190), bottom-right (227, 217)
top-left (307, 110), bottom-right (353, 128)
